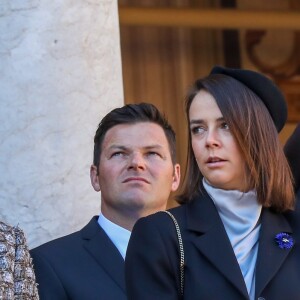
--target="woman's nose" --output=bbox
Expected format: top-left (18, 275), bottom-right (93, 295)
top-left (205, 129), bottom-right (221, 148)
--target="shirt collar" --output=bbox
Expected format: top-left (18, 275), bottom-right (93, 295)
top-left (98, 212), bottom-right (131, 260)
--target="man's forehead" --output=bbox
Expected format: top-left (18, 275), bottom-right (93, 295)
top-left (102, 122), bottom-right (169, 148)
top-left (105, 122), bottom-right (165, 137)
top-left (107, 144), bottom-right (164, 151)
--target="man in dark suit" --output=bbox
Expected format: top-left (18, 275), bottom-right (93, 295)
top-left (31, 103), bottom-right (180, 299)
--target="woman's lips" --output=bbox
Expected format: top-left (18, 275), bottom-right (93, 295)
top-left (206, 156), bottom-right (226, 167)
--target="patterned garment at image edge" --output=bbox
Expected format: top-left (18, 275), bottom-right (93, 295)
top-left (0, 221), bottom-right (39, 299)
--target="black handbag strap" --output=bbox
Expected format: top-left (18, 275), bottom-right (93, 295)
top-left (162, 211), bottom-right (185, 297)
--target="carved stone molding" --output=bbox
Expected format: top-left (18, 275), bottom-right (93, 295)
top-left (278, 80), bottom-right (300, 121)
top-left (245, 30), bottom-right (300, 79)
top-left (245, 0), bottom-right (300, 121)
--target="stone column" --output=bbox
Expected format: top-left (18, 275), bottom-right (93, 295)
top-left (0, 0), bottom-right (123, 247)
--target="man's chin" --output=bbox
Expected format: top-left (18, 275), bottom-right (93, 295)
top-left (127, 197), bottom-right (149, 208)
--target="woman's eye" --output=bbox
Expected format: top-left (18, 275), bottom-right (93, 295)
top-left (221, 122), bottom-right (229, 130)
top-left (191, 126), bottom-right (205, 134)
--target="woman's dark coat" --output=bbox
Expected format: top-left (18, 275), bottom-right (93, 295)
top-left (125, 189), bottom-right (300, 300)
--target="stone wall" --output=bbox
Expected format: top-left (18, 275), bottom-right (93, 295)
top-left (0, 0), bottom-right (124, 248)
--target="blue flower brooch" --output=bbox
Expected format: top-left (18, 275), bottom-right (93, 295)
top-left (275, 232), bottom-right (294, 249)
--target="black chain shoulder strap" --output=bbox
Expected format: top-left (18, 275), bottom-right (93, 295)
top-left (162, 210), bottom-right (185, 297)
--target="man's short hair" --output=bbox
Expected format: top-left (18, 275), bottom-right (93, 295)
top-left (93, 103), bottom-right (177, 167)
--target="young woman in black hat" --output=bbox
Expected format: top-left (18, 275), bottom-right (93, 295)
top-left (125, 66), bottom-right (300, 300)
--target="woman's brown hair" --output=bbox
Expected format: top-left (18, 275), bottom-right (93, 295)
top-left (178, 74), bottom-right (295, 212)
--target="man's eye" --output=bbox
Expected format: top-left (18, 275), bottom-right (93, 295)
top-left (111, 152), bottom-right (124, 157)
top-left (147, 151), bottom-right (161, 157)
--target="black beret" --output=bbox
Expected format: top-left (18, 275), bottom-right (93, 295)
top-left (210, 66), bottom-right (287, 132)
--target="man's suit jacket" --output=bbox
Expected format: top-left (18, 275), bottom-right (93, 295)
top-left (126, 189), bottom-right (300, 300)
top-left (31, 217), bottom-right (126, 300)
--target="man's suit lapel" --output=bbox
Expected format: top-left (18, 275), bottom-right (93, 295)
top-left (80, 217), bottom-right (126, 292)
top-left (255, 208), bottom-right (294, 298)
top-left (186, 193), bottom-right (249, 299)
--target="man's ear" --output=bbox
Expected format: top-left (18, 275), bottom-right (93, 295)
top-left (171, 163), bottom-right (181, 192)
top-left (90, 165), bottom-right (101, 192)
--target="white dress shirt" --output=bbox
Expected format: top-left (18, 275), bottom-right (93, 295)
top-left (98, 212), bottom-right (131, 260)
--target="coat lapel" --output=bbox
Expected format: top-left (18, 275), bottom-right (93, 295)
top-left (80, 217), bottom-right (126, 292)
top-left (186, 193), bottom-right (249, 299)
top-left (255, 208), bottom-right (294, 298)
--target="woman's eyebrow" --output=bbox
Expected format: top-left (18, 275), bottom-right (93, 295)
top-left (216, 117), bottom-right (225, 122)
top-left (189, 119), bottom-right (204, 125)
top-left (190, 117), bottom-right (225, 125)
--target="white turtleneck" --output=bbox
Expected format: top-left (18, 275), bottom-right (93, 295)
top-left (203, 179), bottom-right (262, 300)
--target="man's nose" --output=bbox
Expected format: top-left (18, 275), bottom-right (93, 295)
top-left (128, 152), bottom-right (146, 170)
